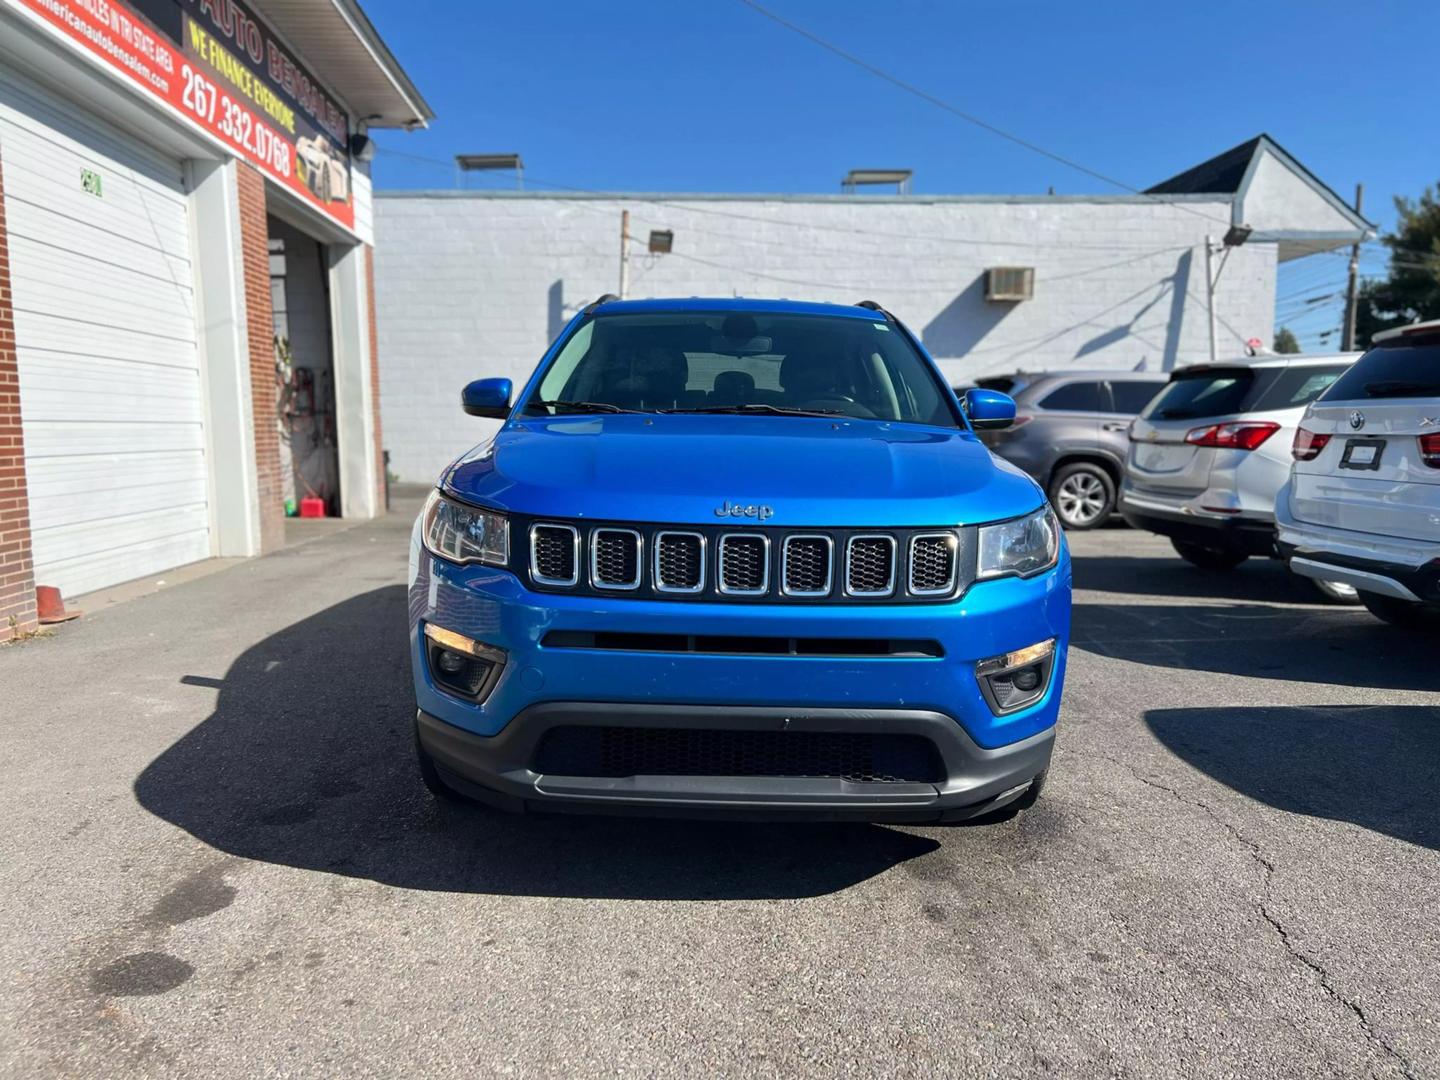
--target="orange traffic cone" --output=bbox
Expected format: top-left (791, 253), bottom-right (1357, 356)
top-left (35, 585), bottom-right (82, 624)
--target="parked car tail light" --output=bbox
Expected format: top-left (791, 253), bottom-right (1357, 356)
top-left (1292, 427), bottom-right (1332, 461)
top-left (1184, 421), bottom-right (1281, 451)
top-left (1010, 413), bottom-right (1034, 427)
top-left (1419, 433), bottom-right (1440, 468)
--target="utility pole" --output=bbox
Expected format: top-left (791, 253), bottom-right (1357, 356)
top-left (1342, 183), bottom-right (1365, 351)
top-left (1204, 236), bottom-right (1219, 364)
top-left (618, 209), bottom-right (631, 299)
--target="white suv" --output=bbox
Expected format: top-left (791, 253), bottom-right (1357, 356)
top-left (1120, 353), bottom-right (1360, 601)
top-left (1278, 321), bottom-right (1440, 627)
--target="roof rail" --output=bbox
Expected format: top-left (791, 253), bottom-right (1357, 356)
top-left (855, 299), bottom-right (894, 321)
top-left (585, 293), bottom-right (621, 313)
top-left (1373, 318), bottom-right (1440, 345)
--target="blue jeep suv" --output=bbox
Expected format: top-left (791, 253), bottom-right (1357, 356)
top-left (409, 297), bottom-right (1071, 821)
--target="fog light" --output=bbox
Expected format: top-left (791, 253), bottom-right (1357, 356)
top-left (423, 623), bottom-right (507, 702)
top-left (436, 649), bottom-right (468, 676)
top-left (976, 638), bottom-right (1055, 715)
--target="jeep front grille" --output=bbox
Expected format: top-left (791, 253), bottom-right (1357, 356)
top-left (782, 535), bottom-right (832, 596)
top-left (530, 524), bottom-right (579, 586)
top-left (845, 535), bottom-right (895, 597)
top-left (655, 531), bottom-right (704, 593)
top-left (591, 528), bottom-right (641, 590)
top-left (521, 519), bottom-right (974, 603)
top-left (718, 534), bottom-right (769, 595)
top-left (908, 533), bottom-right (958, 595)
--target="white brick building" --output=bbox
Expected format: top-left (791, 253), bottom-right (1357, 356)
top-left (374, 136), bottom-right (1370, 482)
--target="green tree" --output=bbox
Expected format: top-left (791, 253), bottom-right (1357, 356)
top-left (1356, 184), bottom-right (1440, 346)
top-left (1273, 327), bottom-right (1301, 354)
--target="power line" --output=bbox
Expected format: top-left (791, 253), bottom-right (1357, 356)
top-left (734, 0), bottom-right (1235, 230)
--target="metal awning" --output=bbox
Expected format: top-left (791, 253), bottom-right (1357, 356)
top-left (252, 0), bottom-right (434, 129)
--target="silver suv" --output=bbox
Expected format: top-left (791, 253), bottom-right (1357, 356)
top-left (1120, 353), bottom-right (1359, 600)
top-left (973, 371), bottom-right (1170, 529)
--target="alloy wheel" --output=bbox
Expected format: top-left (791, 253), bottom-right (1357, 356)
top-left (1055, 472), bottom-right (1108, 526)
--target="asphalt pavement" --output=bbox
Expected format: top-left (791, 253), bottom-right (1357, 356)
top-left (2, 501), bottom-right (1437, 1078)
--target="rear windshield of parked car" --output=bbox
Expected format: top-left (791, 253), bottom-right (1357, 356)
top-left (525, 311), bottom-right (959, 426)
top-left (1108, 380), bottom-right (1163, 414)
top-left (1250, 365), bottom-right (1349, 410)
top-left (975, 375), bottom-right (1018, 394)
top-left (1038, 381), bottom-right (1103, 412)
top-left (1141, 368), bottom-right (1254, 420)
top-left (1321, 344), bottom-right (1440, 400)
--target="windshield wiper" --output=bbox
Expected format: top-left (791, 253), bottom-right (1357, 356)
top-left (661, 403), bottom-right (845, 418)
top-left (1362, 380), bottom-right (1440, 398)
top-left (526, 399), bottom-right (644, 414)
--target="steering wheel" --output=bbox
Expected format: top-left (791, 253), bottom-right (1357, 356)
top-left (800, 393), bottom-right (876, 418)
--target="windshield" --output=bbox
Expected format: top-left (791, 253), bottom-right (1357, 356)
top-left (523, 311), bottom-right (959, 426)
top-left (1322, 343), bottom-right (1440, 400)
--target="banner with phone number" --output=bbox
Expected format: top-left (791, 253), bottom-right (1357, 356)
top-left (8, 0), bottom-right (354, 230)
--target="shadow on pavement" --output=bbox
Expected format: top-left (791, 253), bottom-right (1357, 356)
top-left (134, 586), bottom-right (938, 900)
top-left (1072, 600), bottom-right (1440, 692)
top-left (1146, 705), bottom-right (1440, 851)
top-left (1072, 552), bottom-right (1330, 605)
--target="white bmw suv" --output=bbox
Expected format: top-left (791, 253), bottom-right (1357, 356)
top-left (1278, 320), bottom-right (1440, 627)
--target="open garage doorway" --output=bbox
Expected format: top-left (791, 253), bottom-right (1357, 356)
top-left (269, 216), bottom-right (340, 518)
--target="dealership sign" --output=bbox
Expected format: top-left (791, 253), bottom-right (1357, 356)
top-left (9, 0), bottom-right (355, 230)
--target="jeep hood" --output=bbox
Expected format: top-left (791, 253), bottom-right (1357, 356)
top-left (442, 414), bottom-right (1042, 528)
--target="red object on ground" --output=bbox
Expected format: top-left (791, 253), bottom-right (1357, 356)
top-left (35, 585), bottom-right (82, 624)
top-left (300, 497), bottom-right (326, 519)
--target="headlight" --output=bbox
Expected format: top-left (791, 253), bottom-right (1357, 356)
top-left (421, 490), bottom-right (509, 567)
top-left (977, 505), bottom-right (1060, 580)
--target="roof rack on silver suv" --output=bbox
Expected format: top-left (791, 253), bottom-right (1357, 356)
top-left (1372, 318), bottom-right (1440, 344)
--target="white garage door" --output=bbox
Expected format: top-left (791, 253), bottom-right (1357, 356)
top-left (1, 69), bottom-right (209, 599)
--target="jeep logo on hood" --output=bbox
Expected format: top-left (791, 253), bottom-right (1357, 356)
top-left (715, 500), bottom-right (774, 522)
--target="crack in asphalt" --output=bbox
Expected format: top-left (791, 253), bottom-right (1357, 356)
top-left (1096, 753), bottom-right (1418, 1080)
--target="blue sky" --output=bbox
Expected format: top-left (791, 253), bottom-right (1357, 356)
top-left (364, 0), bottom-right (1437, 350)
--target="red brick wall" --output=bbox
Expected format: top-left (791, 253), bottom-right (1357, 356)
top-left (365, 244), bottom-right (385, 513)
top-left (0, 156), bottom-right (38, 642)
top-left (236, 164), bottom-right (284, 552)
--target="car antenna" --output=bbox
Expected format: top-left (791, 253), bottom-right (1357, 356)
top-left (585, 293), bottom-right (620, 313)
top-left (855, 299), bottom-right (895, 322)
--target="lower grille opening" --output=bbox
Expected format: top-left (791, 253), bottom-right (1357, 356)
top-left (532, 727), bottom-right (945, 783)
top-left (541, 631), bottom-right (943, 658)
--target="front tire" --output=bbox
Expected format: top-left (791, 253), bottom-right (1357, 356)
top-left (1360, 591), bottom-right (1440, 630)
top-left (1171, 539), bottom-right (1249, 570)
top-left (1049, 463), bottom-right (1115, 530)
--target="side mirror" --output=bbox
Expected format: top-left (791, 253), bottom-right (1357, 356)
top-left (963, 388), bottom-right (1016, 430)
top-left (462, 378), bottom-right (513, 419)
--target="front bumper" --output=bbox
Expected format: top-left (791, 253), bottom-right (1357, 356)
top-left (418, 704), bottom-right (1054, 822)
top-left (408, 526), bottom-right (1070, 819)
top-left (1119, 488), bottom-right (1276, 556)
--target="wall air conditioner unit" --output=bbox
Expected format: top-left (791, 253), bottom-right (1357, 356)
top-left (985, 267), bottom-right (1034, 302)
